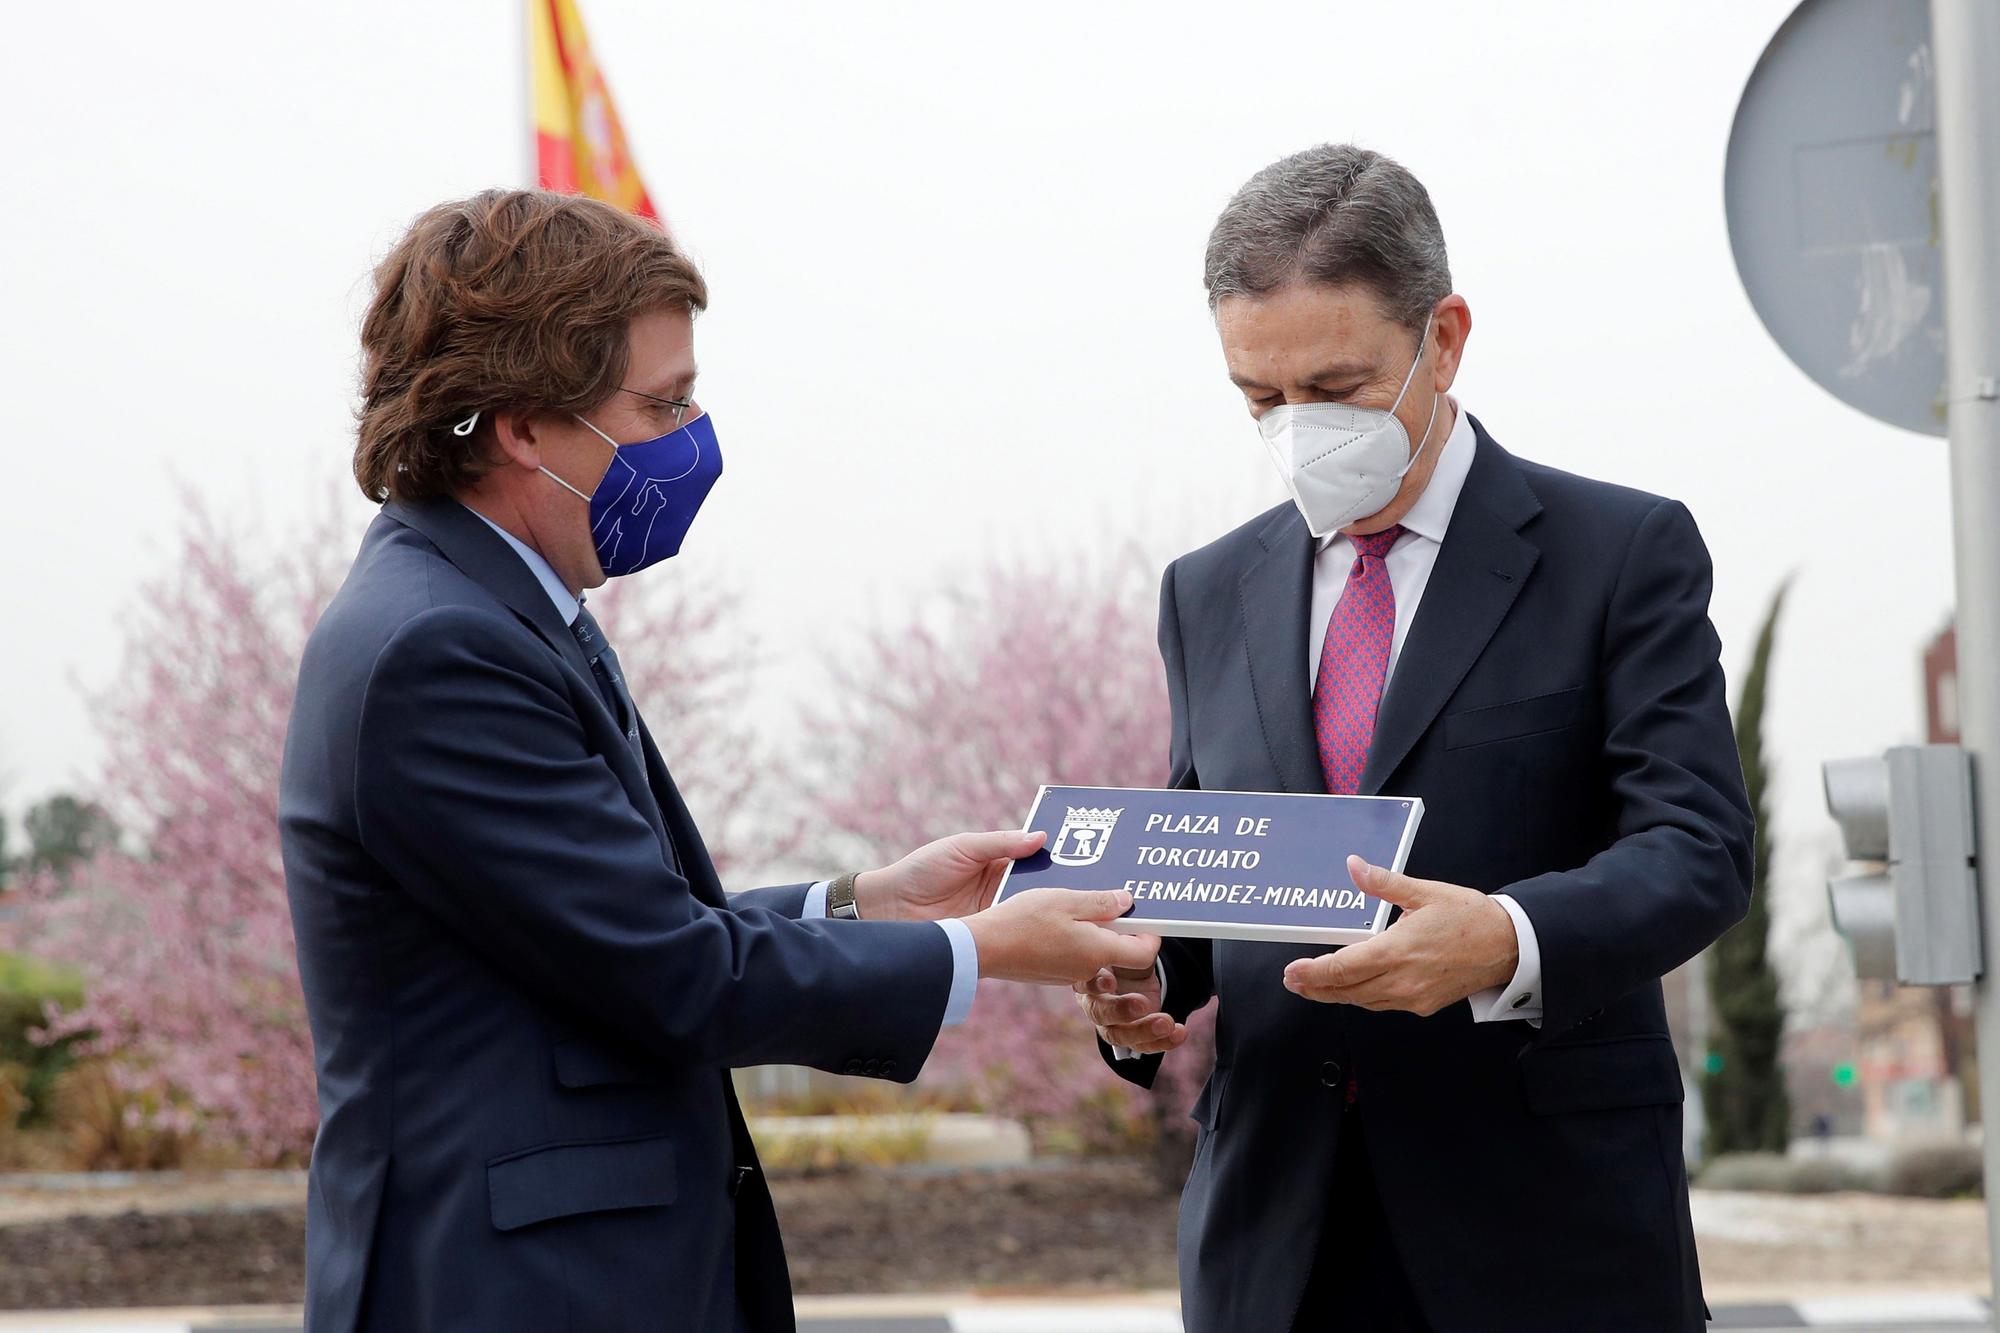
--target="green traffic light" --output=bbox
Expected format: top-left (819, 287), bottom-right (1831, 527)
top-left (1704, 1051), bottom-right (1724, 1075)
top-left (1832, 1062), bottom-right (1857, 1088)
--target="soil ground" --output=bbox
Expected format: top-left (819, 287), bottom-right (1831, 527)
top-left (0, 1166), bottom-right (1988, 1310)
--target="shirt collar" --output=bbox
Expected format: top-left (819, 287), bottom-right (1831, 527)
top-left (460, 503), bottom-right (583, 626)
top-left (1317, 397), bottom-right (1476, 552)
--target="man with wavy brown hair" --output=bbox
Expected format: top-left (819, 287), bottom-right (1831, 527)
top-left (279, 190), bottom-right (1157, 1333)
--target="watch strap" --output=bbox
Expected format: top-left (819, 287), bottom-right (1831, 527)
top-left (827, 871), bottom-right (862, 920)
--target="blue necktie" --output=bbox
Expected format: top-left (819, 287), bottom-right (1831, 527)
top-left (570, 608), bottom-right (643, 756)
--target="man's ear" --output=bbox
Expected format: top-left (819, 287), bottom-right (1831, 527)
top-left (1432, 294), bottom-right (1472, 393)
top-left (489, 409), bottom-right (544, 471)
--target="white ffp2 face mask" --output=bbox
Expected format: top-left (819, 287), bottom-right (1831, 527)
top-left (1257, 313), bottom-right (1440, 538)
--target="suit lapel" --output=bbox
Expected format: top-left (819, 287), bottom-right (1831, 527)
top-left (379, 499), bottom-right (598, 686)
top-left (1237, 507), bottom-right (1326, 795)
top-left (636, 721), bottom-right (728, 908)
top-left (381, 500), bottom-right (709, 890)
top-left (1359, 424), bottom-right (1543, 795)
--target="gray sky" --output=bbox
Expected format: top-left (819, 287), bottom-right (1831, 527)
top-left (0, 1), bottom-right (1954, 983)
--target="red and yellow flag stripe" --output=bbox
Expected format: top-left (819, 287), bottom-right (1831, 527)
top-left (530, 0), bottom-right (658, 221)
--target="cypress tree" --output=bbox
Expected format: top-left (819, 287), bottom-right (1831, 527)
top-left (1703, 580), bottom-right (1792, 1155)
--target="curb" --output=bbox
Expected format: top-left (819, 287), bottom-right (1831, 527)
top-left (0, 1294), bottom-right (1986, 1331)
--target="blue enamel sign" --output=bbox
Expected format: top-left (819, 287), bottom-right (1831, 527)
top-left (994, 785), bottom-right (1424, 945)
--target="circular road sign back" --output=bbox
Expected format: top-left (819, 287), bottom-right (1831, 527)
top-left (1725, 0), bottom-right (1946, 437)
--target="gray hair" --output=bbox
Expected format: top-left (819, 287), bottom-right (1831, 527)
top-left (1203, 144), bottom-right (1451, 329)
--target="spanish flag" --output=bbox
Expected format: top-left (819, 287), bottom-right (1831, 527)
top-left (530, 0), bottom-right (659, 222)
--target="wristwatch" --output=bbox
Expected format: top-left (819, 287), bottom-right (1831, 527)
top-left (827, 872), bottom-right (862, 920)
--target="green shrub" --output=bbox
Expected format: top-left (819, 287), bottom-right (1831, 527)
top-left (0, 951), bottom-right (85, 1125)
top-left (1787, 1156), bottom-right (1878, 1194)
top-left (751, 1114), bottom-right (933, 1177)
top-left (1886, 1142), bottom-right (1984, 1199)
top-left (1698, 1151), bottom-right (1872, 1194)
top-left (48, 1060), bottom-right (209, 1171)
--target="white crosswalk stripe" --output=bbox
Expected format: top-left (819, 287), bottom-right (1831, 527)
top-left (0, 1297), bottom-right (1991, 1331)
top-left (1794, 1292), bottom-right (1992, 1325)
top-left (949, 1309), bottom-right (1181, 1333)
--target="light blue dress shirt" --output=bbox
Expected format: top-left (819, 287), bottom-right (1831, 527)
top-left (461, 503), bottom-right (977, 1028)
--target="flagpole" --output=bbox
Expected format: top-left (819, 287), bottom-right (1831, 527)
top-left (519, 0), bottom-right (537, 188)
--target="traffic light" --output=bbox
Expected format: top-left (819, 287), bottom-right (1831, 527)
top-left (1823, 744), bottom-right (1981, 986)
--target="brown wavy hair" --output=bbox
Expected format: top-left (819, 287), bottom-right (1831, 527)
top-left (354, 189), bottom-right (708, 503)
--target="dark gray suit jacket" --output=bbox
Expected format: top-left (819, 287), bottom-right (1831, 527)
top-left (1108, 420), bottom-right (1752, 1333)
top-left (280, 499), bottom-right (954, 1333)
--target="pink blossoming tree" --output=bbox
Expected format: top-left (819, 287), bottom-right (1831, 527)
top-left (801, 550), bottom-right (1217, 1149)
top-left (9, 502), bottom-right (348, 1162)
top-left (10, 500), bottom-right (767, 1164)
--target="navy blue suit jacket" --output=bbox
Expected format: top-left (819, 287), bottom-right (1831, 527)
top-left (279, 499), bottom-right (954, 1333)
top-left (1109, 420), bottom-right (1752, 1333)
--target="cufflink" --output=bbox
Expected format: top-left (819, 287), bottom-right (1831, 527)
top-left (1512, 993), bottom-right (1533, 1009)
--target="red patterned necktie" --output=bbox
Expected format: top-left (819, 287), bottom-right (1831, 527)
top-left (1313, 525), bottom-right (1405, 795)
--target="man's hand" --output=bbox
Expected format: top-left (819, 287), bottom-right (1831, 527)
top-left (967, 888), bottom-right (1161, 985)
top-left (1282, 856), bottom-right (1519, 1016)
top-left (1074, 962), bottom-right (1185, 1055)
top-left (854, 829), bottom-right (1047, 922)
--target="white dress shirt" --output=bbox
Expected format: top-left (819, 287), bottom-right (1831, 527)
top-left (461, 504), bottom-right (978, 1029)
top-left (1306, 403), bottom-right (1542, 1026)
top-left (1116, 402), bottom-right (1540, 1059)
top-left (472, 507), bottom-right (584, 627)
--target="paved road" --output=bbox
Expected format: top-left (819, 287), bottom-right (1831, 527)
top-left (0, 1299), bottom-right (1989, 1332)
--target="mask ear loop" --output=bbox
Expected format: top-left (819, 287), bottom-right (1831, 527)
top-left (1385, 311), bottom-right (1437, 417)
top-left (540, 465), bottom-right (592, 503)
top-left (1389, 312), bottom-right (1443, 480)
top-left (1399, 383), bottom-right (1442, 477)
top-left (460, 408), bottom-right (590, 501)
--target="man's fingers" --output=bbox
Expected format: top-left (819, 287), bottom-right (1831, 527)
top-left (1287, 969), bottom-right (1398, 1004)
top-left (1347, 855), bottom-right (1438, 909)
top-left (1085, 991), bottom-right (1163, 1026)
top-left (1073, 968), bottom-right (1113, 997)
top-left (1069, 889), bottom-right (1136, 922)
top-left (1288, 967), bottom-right (1432, 1011)
top-left (1283, 952), bottom-right (1351, 993)
top-left (1283, 939), bottom-right (1393, 995)
top-left (1101, 1016), bottom-right (1187, 1053)
top-left (1291, 976), bottom-right (1397, 1007)
top-left (1326, 934), bottom-right (1397, 981)
top-left (955, 828), bottom-right (1046, 862)
top-left (1102, 930), bottom-right (1160, 973)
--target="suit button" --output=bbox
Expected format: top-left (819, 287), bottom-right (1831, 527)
top-left (1320, 1060), bottom-right (1343, 1089)
top-left (843, 1060), bottom-right (863, 1075)
top-left (864, 1059), bottom-right (883, 1077)
top-left (882, 1060), bottom-right (899, 1078)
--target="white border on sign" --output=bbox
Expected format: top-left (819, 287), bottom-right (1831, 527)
top-left (992, 783), bottom-right (1426, 944)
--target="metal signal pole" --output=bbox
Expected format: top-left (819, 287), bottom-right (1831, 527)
top-left (1930, 0), bottom-right (2000, 1280)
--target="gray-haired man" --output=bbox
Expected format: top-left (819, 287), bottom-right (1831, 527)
top-left (1076, 145), bottom-right (1751, 1331)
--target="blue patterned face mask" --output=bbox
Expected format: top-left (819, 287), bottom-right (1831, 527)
top-left (541, 410), bottom-right (724, 577)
